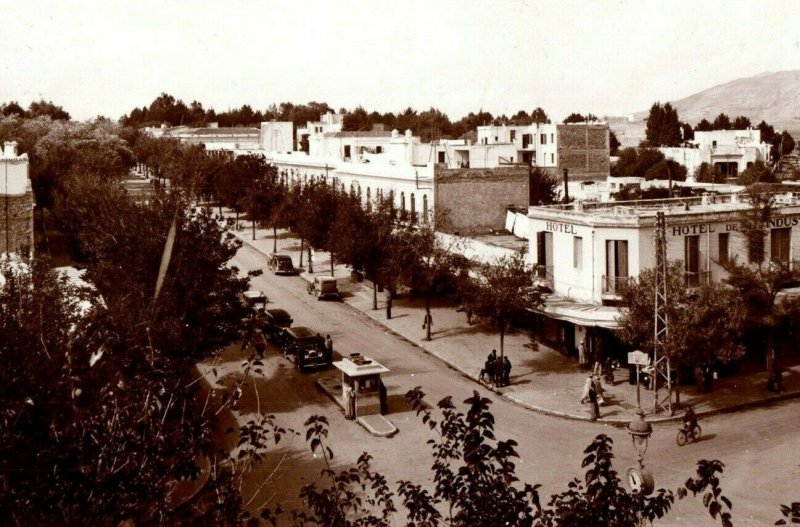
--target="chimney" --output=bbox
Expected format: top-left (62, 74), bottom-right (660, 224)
top-left (563, 168), bottom-right (570, 203)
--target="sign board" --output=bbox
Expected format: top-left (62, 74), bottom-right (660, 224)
top-left (628, 350), bottom-right (650, 366)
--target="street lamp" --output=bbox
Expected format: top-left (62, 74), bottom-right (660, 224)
top-left (626, 408), bottom-right (655, 495)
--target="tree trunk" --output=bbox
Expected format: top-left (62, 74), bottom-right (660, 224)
top-left (330, 252), bottom-right (335, 277)
top-left (372, 281), bottom-right (378, 310)
top-left (386, 287), bottom-right (393, 319)
top-left (235, 210), bottom-right (239, 230)
top-left (425, 296), bottom-right (432, 341)
top-left (299, 238), bottom-right (304, 267)
top-left (251, 218), bottom-right (256, 240)
top-left (500, 324), bottom-right (505, 360)
top-left (674, 368), bottom-right (681, 406)
top-left (307, 245), bottom-right (313, 274)
top-left (273, 226), bottom-right (277, 253)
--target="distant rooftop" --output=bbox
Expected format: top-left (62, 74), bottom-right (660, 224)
top-left (185, 127), bottom-right (259, 136)
top-left (323, 131), bottom-right (393, 138)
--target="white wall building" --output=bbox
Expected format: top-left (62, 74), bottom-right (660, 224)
top-left (660, 129), bottom-right (770, 178)
top-left (527, 192), bottom-right (800, 361)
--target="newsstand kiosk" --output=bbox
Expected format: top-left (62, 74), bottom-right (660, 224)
top-left (333, 354), bottom-right (389, 419)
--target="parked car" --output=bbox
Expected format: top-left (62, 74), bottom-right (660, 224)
top-left (312, 276), bottom-right (340, 301)
top-left (240, 290), bottom-right (268, 315)
top-left (282, 326), bottom-right (329, 372)
top-left (268, 253), bottom-right (295, 275)
top-left (262, 308), bottom-right (293, 345)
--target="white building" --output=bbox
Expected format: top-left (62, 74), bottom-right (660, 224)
top-left (527, 192), bottom-right (800, 361)
top-left (144, 123), bottom-right (262, 154)
top-left (0, 141), bottom-right (33, 256)
top-left (660, 129), bottom-right (770, 179)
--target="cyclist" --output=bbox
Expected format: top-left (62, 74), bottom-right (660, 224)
top-left (682, 405), bottom-right (698, 433)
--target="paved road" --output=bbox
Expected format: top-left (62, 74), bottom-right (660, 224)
top-left (229, 242), bottom-right (799, 526)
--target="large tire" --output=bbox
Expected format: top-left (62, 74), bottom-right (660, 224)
top-left (691, 425), bottom-right (702, 442)
top-left (676, 429), bottom-right (688, 447)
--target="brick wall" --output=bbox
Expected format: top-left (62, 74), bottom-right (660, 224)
top-left (0, 192), bottom-right (34, 254)
top-left (435, 167), bottom-right (528, 234)
top-left (557, 124), bottom-right (610, 180)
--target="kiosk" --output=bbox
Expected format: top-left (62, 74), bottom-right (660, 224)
top-left (333, 354), bottom-right (389, 419)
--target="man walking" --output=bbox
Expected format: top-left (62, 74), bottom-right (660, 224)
top-left (503, 356), bottom-right (512, 386)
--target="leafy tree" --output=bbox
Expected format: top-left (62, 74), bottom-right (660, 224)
top-left (739, 160), bottom-right (775, 185)
top-left (396, 212), bottom-right (469, 340)
top-left (694, 119), bottom-right (713, 132)
top-left (771, 131), bottom-right (795, 161)
top-left (609, 130), bottom-right (621, 155)
top-left (531, 106), bottom-right (550, 124)
top-left (238, 156), bottom-right (281, 240)
top-left (694, 162), bottom-right (725, 183)
top-left (27, 99), bottom-right (70, 120)
top-left (611, 147), bottom-right (667, 179)
top-left (563, 112), bottom-right (597, 124)
top-left (619, 261), bottom-right (746, 402)
top-left (712, 113), bottom-right (731, 130)
top-left (643, 159), bottom-right (687, 182)
top-left (732, 115), bottom-right (752, 129)
top-left (529, 166), bottom-right (560, 205)
top-left (645, 102), bottom-right (681, 147)
top-left (0, 101), bottom-right (27, 117)
top-left (464, 253), bottom-right (543, 359)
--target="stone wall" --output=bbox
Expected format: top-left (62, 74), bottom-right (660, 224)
top-left (557, 124), bottom-right (610, 180)
top-left (0, 192), bottom-right (34, 255)
top-left (434, 167), bottom-right (528, 234)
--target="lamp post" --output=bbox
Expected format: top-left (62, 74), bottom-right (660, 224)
top-left (626, 408), bottom-right (655, 495)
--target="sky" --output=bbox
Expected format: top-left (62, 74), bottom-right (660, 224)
top-left (2, 0), bottom-right (799, 122)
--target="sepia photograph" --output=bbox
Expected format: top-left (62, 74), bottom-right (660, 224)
top-left (1, 1), bottom-right (799, 525)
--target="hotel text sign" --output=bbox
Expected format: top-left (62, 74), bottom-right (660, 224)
top-left (671, 216), bottom-right (800, 236)
top-left (545, 221), bottom-right (577, 234)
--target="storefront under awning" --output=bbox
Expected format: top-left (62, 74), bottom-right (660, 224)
top-left (531, 295), bottom-right (623, 329)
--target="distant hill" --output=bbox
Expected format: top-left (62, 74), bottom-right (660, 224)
top-left (607, 71), bottom-right (800, 148)
top-left (633, 71), bottom-right (800, 136)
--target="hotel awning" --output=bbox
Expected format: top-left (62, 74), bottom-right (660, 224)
top-left (532, 295), bottom-right (623, 329)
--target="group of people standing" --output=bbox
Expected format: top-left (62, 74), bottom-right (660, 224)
top-left (479, 349), bottom-right (512, 387)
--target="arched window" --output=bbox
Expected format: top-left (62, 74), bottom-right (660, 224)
top-left (401, 192), bottom-right (406, 211)
top-left (350, 183), bottom-right (356, 196)
top-left (357, 185), bottom-right (362, 201)
top-left (366, 187), bottom-right (372, 211)
top-left (423, 194), bottom-right (429, 223)
top-left (410, 193), bottom-right (416, 223)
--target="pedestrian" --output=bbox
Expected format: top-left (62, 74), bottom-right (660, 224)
top-left (480, 355), bottom-right (495, 383)
top-left (466, 308), bottom-right (473, 326)
top-left (422, 312), bottom-right (433, 330)
top-left (588, 379), bottom-right (600, 421)
top-left (581, 375), bottom-right (592, 403)
top-left (487, 349), bottom-right (497, 364)
top-left (592, 374), bottom-right (604, 402)
top-left (503, 356), bottom-right (512, 386)
top-left (325, 334), bottom-right (333, 357)
top-left (578, 338), bottom-right (587, 367)
top-left (344, 384), bottom-right (356, 420)
top-left (494, 358), bottom-right (504, 387)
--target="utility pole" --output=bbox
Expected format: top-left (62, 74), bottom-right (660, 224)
top-left (653, 212), bottom-right (672, 415)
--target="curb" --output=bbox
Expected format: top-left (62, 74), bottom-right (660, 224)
top-left (237, 229), bottom-right (800, 426)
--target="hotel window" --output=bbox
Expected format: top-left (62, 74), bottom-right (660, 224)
top-left (685, 235), bottom-right (700, 286)
top-left (573, 236), bottom-right (583, 269)
top-left (551, 153), bottom-right (555, 164)
top-left (718, 233), bottom-right (729, 264)
top-left (606, 240), bottom-right (629, 280)
top-left (771, 228), bottom-right (791, 264)
top-left (536, 231), bottom-right (553, 277)
top-left (550, 133), bottom-right (554, 143)
top-left (540, 133), bottom-right (546, 145)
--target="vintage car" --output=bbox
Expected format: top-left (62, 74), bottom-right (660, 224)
top-left (262, 308), bottom-right (293, 345)
top-left (312, 276), bottom-right (340, 301)
top-left (268, 253), bottom-right (295, 275)
top-left (282, 326), bottom-right (329, 372)
top-left (239, 290), bottom-right (268, 315)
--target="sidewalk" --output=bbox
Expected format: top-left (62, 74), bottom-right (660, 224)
top-left (230, 218), bottom-right (800, 425)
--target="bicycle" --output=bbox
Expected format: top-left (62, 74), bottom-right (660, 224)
top-left (676, 423), bottom-right (702, 446)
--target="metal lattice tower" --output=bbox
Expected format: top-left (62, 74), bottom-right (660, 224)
top-left (653, 212), bottom-right (673, 415)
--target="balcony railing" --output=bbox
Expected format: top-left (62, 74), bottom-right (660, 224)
top-left (684, 271), bottom-right (711, 288)
top-left (602, 275), bottom-right (632, 295)
top-left (533, 265), bottom-right (554, 289)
